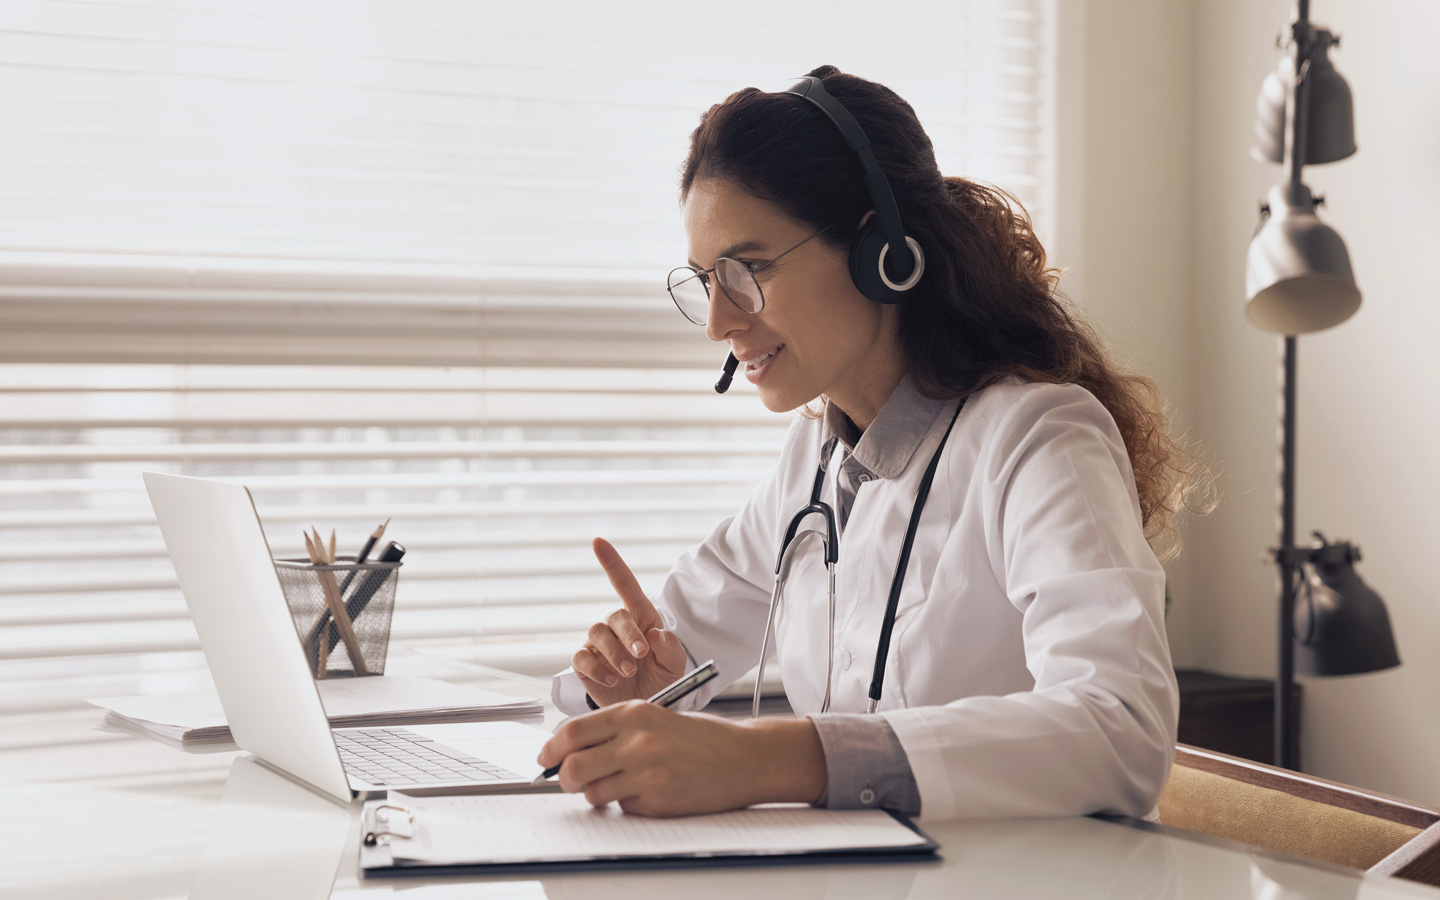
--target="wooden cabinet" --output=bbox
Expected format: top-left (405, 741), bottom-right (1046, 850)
top-left (1176, 668), bottom-right (1302, 767)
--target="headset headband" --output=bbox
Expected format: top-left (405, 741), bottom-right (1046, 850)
top-left (782, 75), bottom-right (916, 279)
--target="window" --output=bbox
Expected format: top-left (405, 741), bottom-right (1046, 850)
top-left (0, 0), bottom-right (1056, 714)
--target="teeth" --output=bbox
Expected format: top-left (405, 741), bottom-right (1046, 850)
top-left (746, 349), bottom-right (778, 369)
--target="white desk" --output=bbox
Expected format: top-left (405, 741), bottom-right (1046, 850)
top-left (4, 653), bottom-right (1437, 900)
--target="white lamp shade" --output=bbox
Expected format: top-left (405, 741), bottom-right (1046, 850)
top-left (1245, 186), bottom-right (1361, 334)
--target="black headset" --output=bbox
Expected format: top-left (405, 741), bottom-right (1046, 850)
top-left (783, 75), bottom-right (925, 305)
top-left (715, 74), bottom-right (925, 393)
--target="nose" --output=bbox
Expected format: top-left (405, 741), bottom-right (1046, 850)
top-left (704, 285), bottom-right (749, 344)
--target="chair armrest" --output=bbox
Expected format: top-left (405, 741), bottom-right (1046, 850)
top-left (1175, 744), bottom-right (1438, 829)
top-left (1371, 820), bottom-right (1440, 887)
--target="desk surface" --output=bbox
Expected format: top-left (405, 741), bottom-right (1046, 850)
top-left (4, 649), bottom-right (1438, 900)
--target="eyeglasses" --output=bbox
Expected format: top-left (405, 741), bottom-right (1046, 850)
top-left (666, 225), bottom-right (830, 326)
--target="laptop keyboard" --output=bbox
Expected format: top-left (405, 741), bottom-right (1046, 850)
top-left (335, 727), bottom-right (520, 787)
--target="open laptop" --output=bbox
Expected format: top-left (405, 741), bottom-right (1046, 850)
top-left (144, 472), bottom-right (560, 803)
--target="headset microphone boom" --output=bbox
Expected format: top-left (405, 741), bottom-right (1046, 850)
top-left (715, 352), bottom-right (739, 393)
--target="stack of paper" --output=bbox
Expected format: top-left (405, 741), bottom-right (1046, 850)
top-left (89, 675), bottom-right (544, 747)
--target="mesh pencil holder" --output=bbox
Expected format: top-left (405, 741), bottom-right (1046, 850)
top-left (275, 557), bottom-right (403, 679)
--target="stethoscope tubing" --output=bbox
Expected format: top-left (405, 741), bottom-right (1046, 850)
top-left (752, 398), bottom-right (965, 717)
top-left (866, 401), bottom-right (963, 711)
top-left (753, 532), bottom-right (836, 718)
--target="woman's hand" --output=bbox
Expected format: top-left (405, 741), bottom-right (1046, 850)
top-left (573, 538), bottom-right (689, 707)
top-left (537, 701), bottom-right (828, 817)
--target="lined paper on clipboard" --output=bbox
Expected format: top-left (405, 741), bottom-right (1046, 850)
top-left (361, 792), bottom-right (937, 875)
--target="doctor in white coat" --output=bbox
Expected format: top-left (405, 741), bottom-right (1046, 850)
top-left (538, 66), bottom-right (1207, 821)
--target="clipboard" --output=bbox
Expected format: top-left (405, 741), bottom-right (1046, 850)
top-left (358, 793), bottom-right (940, 877)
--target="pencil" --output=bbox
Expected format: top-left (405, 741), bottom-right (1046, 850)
top-left (305, 526), bottom-right (369, 676)
top-left (301, 532), bottom-right (329, 665)
top-left (301, 531), bottom-right (327, 673)
top-left (339, 518), bottom-right (389, 597)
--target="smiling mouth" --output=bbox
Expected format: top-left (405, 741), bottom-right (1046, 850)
top-left (744, 346), bottom-right (784, 371)
top-left (742, 345), bottom-right (784, 386)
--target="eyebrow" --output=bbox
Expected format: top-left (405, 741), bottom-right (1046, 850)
top-left (687, 240), bottom-right (768, 269)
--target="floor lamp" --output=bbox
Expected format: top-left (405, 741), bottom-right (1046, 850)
top-left (1246, 0), bottom-right (1400, 772)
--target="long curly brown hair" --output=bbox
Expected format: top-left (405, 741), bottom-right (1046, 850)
top-left (681, 66), bottom-right (1212, 559)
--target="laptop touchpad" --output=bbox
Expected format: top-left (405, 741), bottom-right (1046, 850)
top-left (409, 721), bottom-right (552, 779)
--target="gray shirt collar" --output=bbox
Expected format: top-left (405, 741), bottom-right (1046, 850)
top-left (821, 376), bottom-right (950, 480)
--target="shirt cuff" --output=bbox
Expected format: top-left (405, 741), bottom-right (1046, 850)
top-left (808, 714), bottom-right (922, 816)
top-left (550, 642), bottom-right (701, 716)
top-left (550, 667), bottom-right (593, 717)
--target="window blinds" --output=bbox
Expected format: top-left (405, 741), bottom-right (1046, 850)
top-left (0, 0), bottom-right (1054, 715)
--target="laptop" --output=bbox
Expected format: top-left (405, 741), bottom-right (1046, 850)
top-left (144, 471), bottom-right (560, 803)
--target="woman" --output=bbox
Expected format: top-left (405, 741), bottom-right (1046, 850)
top-left (538, 66), bottom-right (1206, 820)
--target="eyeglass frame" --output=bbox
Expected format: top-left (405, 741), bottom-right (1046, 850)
top-left (666, 224), bottom-right (832, 325)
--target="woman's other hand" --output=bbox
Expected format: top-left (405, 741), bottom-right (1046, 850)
top-left (537, 702), bottom-right (827, 817)
top-left (573, 538), bottom-right (688, 706)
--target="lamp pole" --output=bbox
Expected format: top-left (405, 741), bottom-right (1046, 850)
top-left (1249, 1), bottom-right (1395, 767)
top-left (1272, 0), bottom-right (1315, 773)
top-left (1276, 335), bottom-right (1299, 770)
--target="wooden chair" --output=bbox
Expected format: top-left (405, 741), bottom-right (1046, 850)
top-left (1159, 744), bottom-right (1440, 887)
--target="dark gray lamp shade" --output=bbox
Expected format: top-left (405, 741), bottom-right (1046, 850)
top-left (1245, 183), bottom-right (1361, 334)
top-left (1294, 551), bottom-right (1401, 677)
top-left (1252, 33), bottom-right (1357, 166)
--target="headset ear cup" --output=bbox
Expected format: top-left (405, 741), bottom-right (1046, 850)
top-left (848, 219), bottom-right (922, 304)
top-left (849, 219), bottom-right (896, 303)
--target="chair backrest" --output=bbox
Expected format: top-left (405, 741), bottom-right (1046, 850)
top-left (1160, 744), bottom-right (1440, 885)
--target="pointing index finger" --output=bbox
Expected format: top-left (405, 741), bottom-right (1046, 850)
top-left (593, 537), bottom-right (660, 630)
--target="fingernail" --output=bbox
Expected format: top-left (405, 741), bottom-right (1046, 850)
top-left (656, 631), bottom-right (667, 643)
top-left (631, 641), bottom-right (646, 656)
top-left (620, 661), bottom-right (636, 677)
top-left (603, 673), bottom-right (618, 687)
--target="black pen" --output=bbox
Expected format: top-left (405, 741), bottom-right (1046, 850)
top-left (532, 659), bottom-right (720, 785)
top-left (324, 540), bottom-right (405, 656)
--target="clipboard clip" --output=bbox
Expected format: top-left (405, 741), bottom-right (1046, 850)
top-left (363, 803), bottom-right (414, 846)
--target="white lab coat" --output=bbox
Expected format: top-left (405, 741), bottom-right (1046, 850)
top-left (554, 380), bottom-right (1178, 821)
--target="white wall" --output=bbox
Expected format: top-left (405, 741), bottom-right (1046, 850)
top-left (1066, 0), bottom-right (1440, 802)
top-left (1051, 0), bottom-right (1201, 658)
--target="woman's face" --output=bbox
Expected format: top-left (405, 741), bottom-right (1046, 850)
top-left (682, 178), bottom-right (904, 426)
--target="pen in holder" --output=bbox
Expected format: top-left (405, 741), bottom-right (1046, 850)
top-left (275, 556), bottom-right (402, 679)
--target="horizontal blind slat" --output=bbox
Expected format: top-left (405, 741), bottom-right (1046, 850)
top-left (0, 439), bottom-right (782, 465)
top-left (0, 527), bottom-right (717, 562)
top-left (0, 497), bottom-right (746, 530)
top-left (0, 468), bottom-right (772, 496)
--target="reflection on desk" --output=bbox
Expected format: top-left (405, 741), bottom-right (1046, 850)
top-left (190, 757), bottom-right (353, 900)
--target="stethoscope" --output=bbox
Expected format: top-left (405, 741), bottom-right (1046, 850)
top-left (752, 399), bottom-right (965, 718)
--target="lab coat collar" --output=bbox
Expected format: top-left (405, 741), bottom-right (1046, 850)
top-left (821, 375), bottom-right (950, 480)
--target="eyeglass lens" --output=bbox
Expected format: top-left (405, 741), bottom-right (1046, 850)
top-left (667, 258), bottom-right (764, 326)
